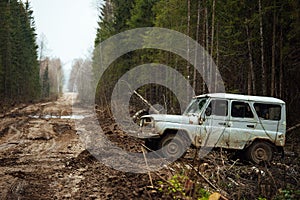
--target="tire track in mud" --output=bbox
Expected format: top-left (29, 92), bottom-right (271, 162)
top-left (1, 93), bottom-right (298, 199)
top-left (0, 93), bottom-right (164, 199)
top-left (0, 93), bottom-right (87, 199)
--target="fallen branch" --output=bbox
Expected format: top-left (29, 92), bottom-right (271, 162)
top-left (133, 90), bottom-right (159, 114)
top-left (120, 80), bottom-right (159, 114)
top-left (187, 163), bottom-right (218, 190)
top-left (286, 122), bottom-right (300, 133)
top-left (187, 163), bottom-right (229, 198)
top-left (142, 147), bottom-right (154, 188)
top-left (227, 159), bottom-right (240, 171)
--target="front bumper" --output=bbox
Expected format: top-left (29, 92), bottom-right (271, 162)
top-left (138, 127), bottom-right (160, 139)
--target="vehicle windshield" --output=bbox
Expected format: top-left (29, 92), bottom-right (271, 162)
top-left (184, 97), bottom-right (208, 114)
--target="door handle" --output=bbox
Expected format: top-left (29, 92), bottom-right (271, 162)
top-left (218, 122), bottom-right (227, 126)
top-left (247, 124), bottom-right (255, 128)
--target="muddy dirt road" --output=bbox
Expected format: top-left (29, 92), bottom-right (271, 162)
top-left (0, 93), bottom-right (299, 199)
top-left (0, 93), bottom-right (155, 199)
top-left (0, 93), bottom-right (83, 199)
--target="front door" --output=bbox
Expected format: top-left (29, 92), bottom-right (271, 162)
top-left (201, 99), bottom-right (229, 148)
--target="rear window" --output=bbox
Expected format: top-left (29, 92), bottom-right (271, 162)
top-left (231, 101), bottom-right (254, 118)
top-left (254, 103), bottom-right (281, 120)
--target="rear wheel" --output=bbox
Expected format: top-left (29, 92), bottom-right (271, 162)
top-left (246, 141), bottom-right (273, 164)
top-left (158, 133), bottom-right (190, 159)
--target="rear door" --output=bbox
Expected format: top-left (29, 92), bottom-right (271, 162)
top-left (253, 103), bottom-right (282, 142)
top-left (227, 101), bottom-right (257, 149)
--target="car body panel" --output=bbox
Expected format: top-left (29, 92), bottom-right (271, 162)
top-left (140, 93), bottom-right (286, 150)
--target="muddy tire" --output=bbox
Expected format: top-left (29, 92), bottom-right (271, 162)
top-left (158, 133), bottom-right (190, 159)
top-left (145, 139), bottom-right (159, 151)
top-left (246, 141), bottom-right (273, 164)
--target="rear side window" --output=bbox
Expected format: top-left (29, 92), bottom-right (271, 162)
top-left (254, 103), bottom-right (281, 120)
top-left (208, 100), bottom-right (228, 116)
top-left (231, 101), bottom-right (254, 118)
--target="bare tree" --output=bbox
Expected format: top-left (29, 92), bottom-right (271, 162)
top-left (279, 29), bottom-right (283, 98)
top-left (38, 33), bottom-right (50, 61)
top-left (40, 58), bottom-right (63, 99)
top-left (69, 58), bottom-right (93, 103)
top-left (246, 23), bottom-right (256, 95)
top-left (205, 5), bottom-right (209, 93)
top-left (187, 0), bottom-right (191, 83)
top-left (193, 0), bottom-right (201, 92)
top-left (210, 0), bottom-right (216, 92)
top-left (271, 1), bottom-right (277, 96)
top-left (202, 5), bottom-right (207, 93)
top-left (259, 0), bottom-right (267, 95)
top-left (68, 59), bottom-right (83, 92)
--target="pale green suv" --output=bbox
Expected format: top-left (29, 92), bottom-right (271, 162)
top-left (140, 93), bottom-right (286, 164)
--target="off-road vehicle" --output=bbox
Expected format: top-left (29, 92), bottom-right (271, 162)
top-left (139, 93), bottom-right (286, 163)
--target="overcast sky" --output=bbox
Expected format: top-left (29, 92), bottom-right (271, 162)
top-left (30, 0), bottom-right (103, 91)
top-left (30, 0), bottom-right (102, 62)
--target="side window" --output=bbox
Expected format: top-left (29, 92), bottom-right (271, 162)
top-left (207, 100), bottom-right (228, 116)
top-left (231, 101), bottom-right (254, 118)
top-left (254, 103), bottom-right (281, 120)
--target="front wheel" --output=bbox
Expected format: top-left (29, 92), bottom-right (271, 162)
top-left (158, 133), bottom-right (190, 159)
top-left (246, 141), bottom-right (273, 164)
top-left (145, 139), bottom-right (159, 151)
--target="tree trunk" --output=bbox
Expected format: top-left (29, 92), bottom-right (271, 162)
top-left (279, 28), bottom-right (283, 98)
top-left (215, 22), bottom-right (219, 92)
top-left (187, 0), bottom-right (191, 82)
top-left (210, 0), bottom-right (216, 92)
top-left (246, 24), bottom-right (256, 95)
top-left (205, 6), bottom-right (209, 92)
top-left (193, 0), bottom-right (201, 93)
top-left (271, 1), bottom-right (276, 96)
top-left (259, 0), bottom-right (267, 95)
top-left (202, 6), bottom-right (207, 93)
top-left (186, 0), bottom-right (191, 101)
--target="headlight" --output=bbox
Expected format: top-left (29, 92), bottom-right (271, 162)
top-left (140, 117), bottom-right (154, 128)
top-left (139, 119), bottom-right (144, 127)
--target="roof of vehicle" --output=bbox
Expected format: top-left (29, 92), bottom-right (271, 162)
top-left (195, 93), bottom-right (285, 104)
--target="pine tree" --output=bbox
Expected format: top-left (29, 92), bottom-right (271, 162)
top-left (127, 0), bottom-right (158, 28)
top-left (0, 0), bottom-right (40, 103)
top-left (0, 0), bottom-right (13, 99)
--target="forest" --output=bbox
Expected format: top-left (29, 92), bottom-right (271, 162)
top-left (92, 0), bottom-right (299, 125)
top-left (1, 0), bottom-right (298, 125)
top-left (0, 0), bottom-right (40, 105)
top-left (0, 0), bottom-right (299, 199)
top-left (0, 0), bottom-right (63, 111)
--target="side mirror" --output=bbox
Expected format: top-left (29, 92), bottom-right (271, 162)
top-left (205, 107), bottom-right (212, 116)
